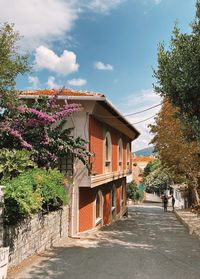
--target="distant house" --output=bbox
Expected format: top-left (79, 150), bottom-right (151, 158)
top-left (21, 89), bottom-right (140, 236)
top-left (132, 156), bottom-right (155, 185)
top-left (171, 184), bottom-right (189, 209)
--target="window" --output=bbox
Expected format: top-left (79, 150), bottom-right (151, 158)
top-left (118, 138), bottom-right (123, 170)
top-left (104, 132), bottom-right (112, 172)
top-left (126, 143), bottom-right (130, 167)
top-left (95, 191), bottom-right (102, 224)
top-left (111, 185), bottom-right (116, 218)
top-left (111, 186), bottom-right (116, 207)
top-left (121, 182), bottom-right (125, 206)
top-left (96, 193), bottom-right (100, 219)
top-left (58, 153), bottom-right (73, 176)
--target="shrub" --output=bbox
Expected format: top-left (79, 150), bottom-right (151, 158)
top-left (127, 181), bottom-right (144, 202)
top-left (0, 148), bottom-right (36, 180)
top-left (28, 168), bottom-right (68, 211)
top-left (3, 172), bottom-right (42, 224)
top-left (3, 168), bottom-right (67, 224)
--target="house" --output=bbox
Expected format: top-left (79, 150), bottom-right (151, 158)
top-left (21, 89), bottom-right (140, 236)
top-left (132, 156), bottom-right (155, 185)
top-left (171, 184), bottom-right (189, 209)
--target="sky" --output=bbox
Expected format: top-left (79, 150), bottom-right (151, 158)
top-left (0, 0), bottom-right (196, 151)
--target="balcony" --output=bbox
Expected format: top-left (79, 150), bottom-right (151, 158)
top-left (91, 169), bottom-right (132, 188)
top-left (77, 162), bottom-right (132, 188)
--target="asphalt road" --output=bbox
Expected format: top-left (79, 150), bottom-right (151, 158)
top-left (9, 204), bottom-right (200, 279)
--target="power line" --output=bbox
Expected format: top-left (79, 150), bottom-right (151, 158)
top-left (96, 103), bottom-right (162, 119)
top-left (131, 114), bottom-right (158, 125)
top-left (114, 113), bottom-right (158, 126)
top-left (124, 103), bottom-right (162, 117)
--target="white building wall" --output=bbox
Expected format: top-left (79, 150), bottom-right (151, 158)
top-left (63, 101), bottom-right (94, 236)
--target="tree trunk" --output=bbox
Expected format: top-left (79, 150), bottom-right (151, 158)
top-left (192, 186), bottom-right (200, 205)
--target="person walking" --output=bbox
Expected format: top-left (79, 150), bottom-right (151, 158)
top-left (171, 194), bottom-right (175, 211)
top-left (163, 195), bottom-right (168, 212)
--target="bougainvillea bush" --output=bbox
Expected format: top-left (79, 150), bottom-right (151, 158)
top-left (0, 89), bottom-right (92, 169)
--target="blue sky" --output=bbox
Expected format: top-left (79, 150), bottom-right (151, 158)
top-left (0, 0), bottom-right (196, 150)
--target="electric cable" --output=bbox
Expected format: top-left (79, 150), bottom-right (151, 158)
top-left (96, 103), bottom-right (162, 119)
top-left (124, 103), bottom-right (162, 117)
top-left (131, 114), bottom-right (158, 125)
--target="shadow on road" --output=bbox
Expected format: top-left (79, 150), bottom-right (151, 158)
top-left (10, 203), bottom-right (200, 279)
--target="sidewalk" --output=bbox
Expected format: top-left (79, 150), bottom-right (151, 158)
top-left (175, 209), bottom-right (200, 238)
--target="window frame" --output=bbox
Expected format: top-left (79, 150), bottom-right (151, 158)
top-left (104, 131), bottom-right (112, 173)
top-left (120, 182), bottom-right (125, 207)
top-left (126, 143), bottom-right (131, 167)
top-left (58, 153), bottom-right (74, 176)
top-left (95, 190), bottom-right (103, 225)
top-left (118, 138), bottom-right (123, 170)
top-left (111, 184), bottom-right (116, 219)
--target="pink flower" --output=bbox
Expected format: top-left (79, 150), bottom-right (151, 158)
top-left (17, 105), bottom-right (27, 112)
top-left (29, 108), bottom-right (56, 123)
top-left (40, 131), bottom-right (50, 145)
top-left (21, 141), bottom-right (32, 149)
top-left (27, 118), bottom-right (39, 127)
top-left (48, 94), bottom-right (59, 109)
top-left (8, 128), bottom-right (23, 140)
top-left (54, 104), bottom-right (82, 119)
top-left (6, 127), bottom-right (32, 149)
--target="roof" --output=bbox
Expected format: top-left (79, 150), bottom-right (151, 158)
top-left (20, 89), bottom-right (105, 98)
top-left (20, 88), bottom-right (140, 140)
top-left (132, 156), bottom-right (155, 163)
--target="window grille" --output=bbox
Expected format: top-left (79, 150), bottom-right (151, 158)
top-left (58, 153), bottom-right (74, 176)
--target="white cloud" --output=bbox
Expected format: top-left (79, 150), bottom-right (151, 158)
top-left (118, 88), bottom-right (162, 151)
top-left (88, 0), bottom-right (125, 13)
top-left (154, 0), bottom-right (162, 4)
top-left (94, 61), bottom-right (114, 71)
top-left (28, 76), bottom-right (40, 89)
top-left (34, 46), bottom-right (79, 75)
top-left (0, 0), bottom-right (125, 49)
top-left (68, 78), bottom-right (87, 86)
top-left (0, 0), bottom-right (78, 49)
top-left (46, 76), bottom-right (59, 89)
top-left (122, 88), bottom-right (161, 109)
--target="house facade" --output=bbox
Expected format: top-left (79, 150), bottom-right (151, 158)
top-left (171, 184), bottom-right (189, 209)
top-left (21, 89), bottom-right (140, 236)
top-left (132, 156), bottom-right (155, 185)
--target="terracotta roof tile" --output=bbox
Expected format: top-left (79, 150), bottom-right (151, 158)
top-left (20, 89), bottom-right (104, 98)
top-left (132, 156), bottom-right (155, 163)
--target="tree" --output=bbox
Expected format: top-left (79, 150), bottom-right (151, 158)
top-left (142, 159), bottom-right (171, 195)
top-left (143, 159), bottom-right (160, 178)
top-left (150, 101), bottom-right (200, 202)
top-left (127, 181), bottom-right (144, 202)
top-left (0, 23), bottom-right (29, 109)
top-left (154, 1), bottom-right (200, 141)
top-left (144, 167), bottom-right (171, 195)
top-left (0, 91), bottom-right (92, 169)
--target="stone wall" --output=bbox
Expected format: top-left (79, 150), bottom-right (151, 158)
top-left (4, 206), bottom-right (69, 268)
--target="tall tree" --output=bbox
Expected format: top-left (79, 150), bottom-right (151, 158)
top-left (150, 101), bottom-right (200, 202)
top-left (154, 1), bottom-right (200, 141)
top-left (0, 23), bottom-right (29, 110)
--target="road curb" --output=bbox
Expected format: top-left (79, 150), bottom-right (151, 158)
top-left (174, 210), bottom-right (200, 239)
top-left (174, 211), bottom-right (191, 232)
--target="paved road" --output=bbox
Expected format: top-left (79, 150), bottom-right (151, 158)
top-left (9, 204), bottom-right (200, 279)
